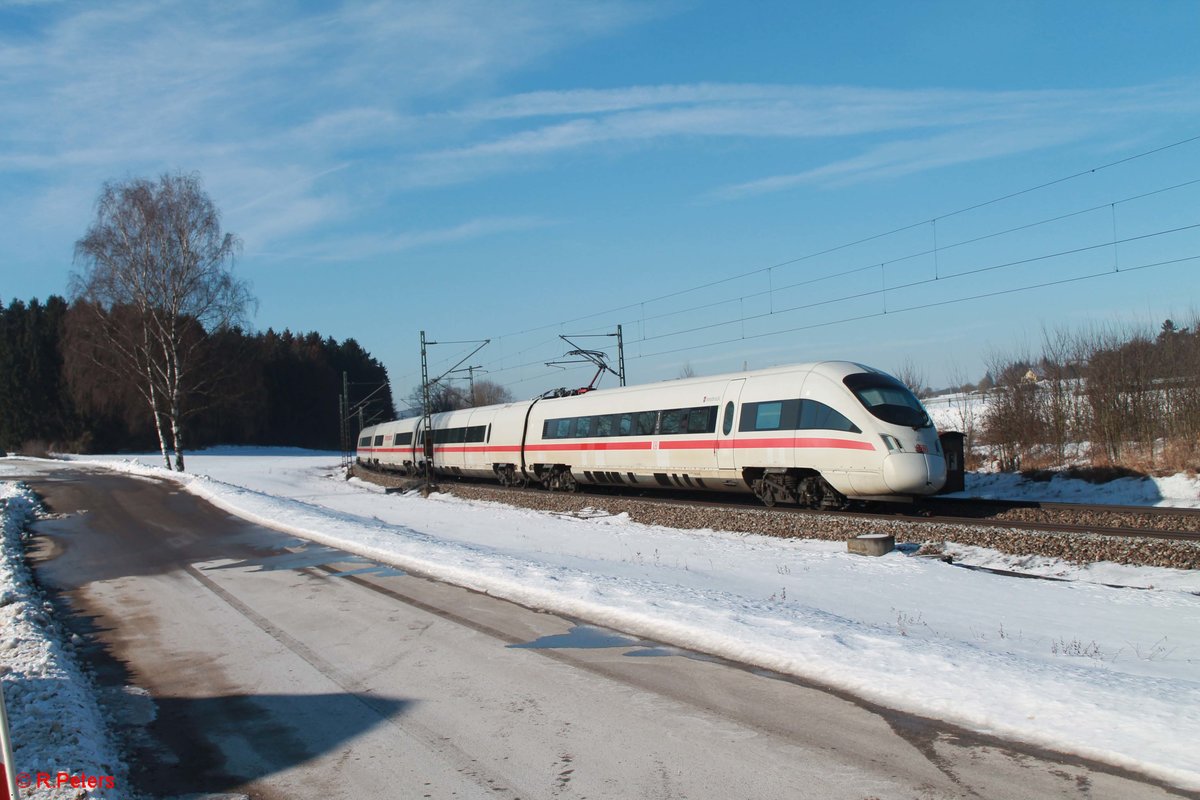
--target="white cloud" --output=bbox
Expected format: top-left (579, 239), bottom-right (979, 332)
top-left (411, 82), bottom-right (1200, 192)
top-left (271, 215), bottom-right (557, 262)
top-left (713, 124), bottom-right (1085, 198)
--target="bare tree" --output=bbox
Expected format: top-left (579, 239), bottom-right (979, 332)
top-left (405, 381), bottom-right (467, 415)
top-left (71, 173), bottom-right (252, 471)
top-left (678, 362), bottom-right (696, 379)
top-left (1039, 325), bottom-right (1084, 465)
top-left (469, 378), bottom-right (513, 406)
top-left (893, 357), bottom-right (929, 398)
top-left (979, 348), bottom-right (1043, 471)
top-left (944, 361), bottom-right (980, 467)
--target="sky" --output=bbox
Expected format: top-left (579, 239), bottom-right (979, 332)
top-left (1, 0), bottom-right (1199, 403)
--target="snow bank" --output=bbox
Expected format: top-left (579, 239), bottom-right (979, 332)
top-left (0, 482), bottom-right (122, 799)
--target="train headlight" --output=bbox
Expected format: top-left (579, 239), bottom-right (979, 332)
top-left (880, 434), bottom-right (902, 452)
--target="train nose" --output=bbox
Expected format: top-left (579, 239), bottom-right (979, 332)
top-left (882, 453), bottom-right (947, 494)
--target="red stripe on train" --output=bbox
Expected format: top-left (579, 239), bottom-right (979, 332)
top-left (658, 438), bottom-right (874, 451)
top-left (526, 441), bottom-right (654, 452)
top-left (362, 438), bottom-right (874, 454)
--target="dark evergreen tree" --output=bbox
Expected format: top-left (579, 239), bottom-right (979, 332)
top-left (0, 296), bottom-right (78, 451)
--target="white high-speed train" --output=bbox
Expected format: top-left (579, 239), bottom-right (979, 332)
top-left (356, 361), bottom-right (946, 508)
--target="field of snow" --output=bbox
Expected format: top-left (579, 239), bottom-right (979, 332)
top-left (3, 447), bottom-right (1200, 792)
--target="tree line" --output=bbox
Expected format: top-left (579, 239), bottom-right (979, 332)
top-left (973, 318), bottom-right (1200, 472)
top-left (0, 296), bottom-right (394, 455)
top-left (2, 171), bottom-right (394, 461)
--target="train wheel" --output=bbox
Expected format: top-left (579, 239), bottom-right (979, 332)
top-left (753, 478), bottom-right (778, 507)
top-left (549, 468), bottom-right (578, 492)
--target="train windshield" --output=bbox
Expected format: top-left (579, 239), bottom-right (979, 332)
top-left (843, 372), bottom-right (931, 429)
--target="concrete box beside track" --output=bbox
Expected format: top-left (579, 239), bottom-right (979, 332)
top-left (847, 533), bottom-right (895, 556)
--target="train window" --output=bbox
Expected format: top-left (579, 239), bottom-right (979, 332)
top-left (575, 417), bottom-right (593, 437)
top-left (395, 432), bottom-right (413, 446)
top-left (431, 428), bottom-right (466, 444)
top-left (465, 425), bottom-right (486, 443)
top-left (739, 400), bottom-right (800, 432)
top-left (659, 409), bottom-right (688, 435)
top-left (544, 418), bottom-right (573, 439)
top-left (635, 411), bottom-right (658, 435)
top-left (359, 436), bottom-right (371, 447)
top-left (687, 406), bottom-right (718, 434)
top-left (595, 415), bottom-right (615, 437)
top-left (843, 373), bottom-right (931, 428)
top-left (374, 435), bottom-right (384, 446)
top-left (618, 414), bottom-right (635, 436)
top-left (798, 400), bottom-right (861, 433)
top-left (722, 403), bottom-right (734, 435)
top-left (757, 403), bottom-right (782, 430)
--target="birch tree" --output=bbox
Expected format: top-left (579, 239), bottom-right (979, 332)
top-left (70, 173), bottom-right (252, 471)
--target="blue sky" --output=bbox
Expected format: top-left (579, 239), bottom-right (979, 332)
top-left (2, 1), bottom-right (1199, 401)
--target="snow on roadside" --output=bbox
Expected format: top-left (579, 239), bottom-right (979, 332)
top-left (43, 451), bottom-right (1200, 792)
top-left (0, 482), bottom-right (122, 799)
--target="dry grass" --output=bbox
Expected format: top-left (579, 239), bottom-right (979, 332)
top-left (17, 439), bottom-right (50, 457)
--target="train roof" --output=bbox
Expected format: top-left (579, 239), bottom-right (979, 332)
top-left (557, 360), bottom-right (883, 399)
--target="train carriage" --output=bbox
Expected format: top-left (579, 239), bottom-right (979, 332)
top-left (356, 361), bottom-right (946, 508)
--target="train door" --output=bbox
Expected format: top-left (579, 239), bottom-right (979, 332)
top-left (414, 417), bottom-right (430, 471)
top-left (716, 379), bottom-right (745, 471)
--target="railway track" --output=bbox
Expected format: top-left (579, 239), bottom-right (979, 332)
top-left (890, 498), bottom-right (1200, 541)
top-left (354, 463), bottom-right (1200, 569)
top-left (364, 465), bottom-right (1200, 542)
top-left (925, 495), bottom-right (1200, 518)
top-left (785, 502), bottom-right (1200, 542)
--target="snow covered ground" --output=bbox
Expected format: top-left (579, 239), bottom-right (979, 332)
top-left (954, 469), bottom-right (1200, 509)
top-left (0, 481), bottom-right (122, 799)
top-left (3, 448), bottom-right (1200, 793)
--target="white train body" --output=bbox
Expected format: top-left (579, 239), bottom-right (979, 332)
top-left (357, 361), bottom-right (946, 507)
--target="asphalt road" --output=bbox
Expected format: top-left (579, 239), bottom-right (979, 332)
top-left (14, 463), bottom-right (1193, 799)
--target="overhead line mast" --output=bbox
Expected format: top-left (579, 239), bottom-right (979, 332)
top-left (420, 331), bottom-right (490, 491)
top-left (544, 326), bottom-right (626, 391)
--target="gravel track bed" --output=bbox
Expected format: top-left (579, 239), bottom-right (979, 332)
top-left (352, 467), bottom-right (1200, 571)
top-left (936, 504), bottom-right (1200, 534)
